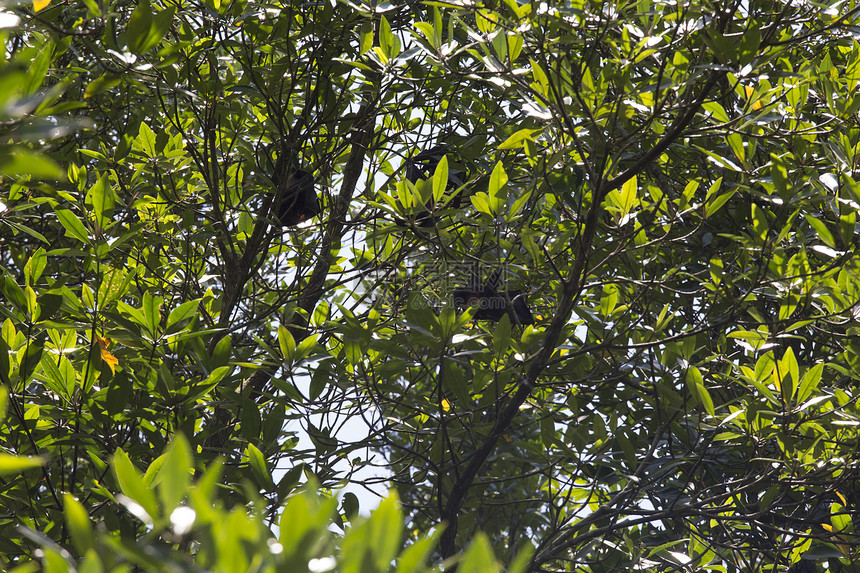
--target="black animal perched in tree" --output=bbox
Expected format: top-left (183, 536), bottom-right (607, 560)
top-left (270, 146), bottom-right (320, 226)
top-left (453, 268), bottom-right (533, 325)
top-left (275, 170), bottom-right (319, 226)
top-left (398, 145), bottom-right (464, 227)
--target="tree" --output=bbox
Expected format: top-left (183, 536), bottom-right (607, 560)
top-left (3, 0), bottom-right (860, 570)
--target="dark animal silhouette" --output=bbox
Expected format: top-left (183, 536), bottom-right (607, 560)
top-left (398, 145), bottom-right (463, 227)
top-left (274, 169), bottom-right (320, 226)
top-left (453, 269), bottom-right (533, 325)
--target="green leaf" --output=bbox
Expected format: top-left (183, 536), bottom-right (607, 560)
top-left (156, 434), bottom-right (192, 513)
top-left (2, 276), bottom-right (27, 313)
top-left (508, 34), bottom-right (523, 61)
top-left (309, 360), bottom-right (329, 400)
top-left (63, 494), bottom-right (94, 554)
top-left (101, 266), bottom-right (133, 307)
top-left (475, 9), bottom-right (499, 34)
top-left (182, 365), bottom-right (231, 405)
top-left (3, 219), bottom-right (49, 244)
top-left (737, 25), bottom-right (761, 66)
top-left (831, 502), bottom-right (853, 533)
top-left (142, 292), bottom-right (162, 338)
top-left (0, 146), bottom-right (65, 180)
top-left (106, 370), bottom-right (133, 416)
top-left (0, 453), bottom-right (46, 476)
top-left (686, 367), bottom-right (715, 416)
top-left (703, 30), bottom-right (736, 65)
top-left (25, 285), bottom-right (36, 318)
top-left (24, 247), bottom-right (47, 286)
top-left (414, 22), bottom-right (438, 50)
top-left (113, 447), bottom-right (158, 523)
top-left (359, 21), bottom-right (373, 54)
top-left (493, 314), bottom-right (512, 354)
top-left (488, 161), bottom-right (508, 203)
top-left (344, 336), bottom-right (362, 365)
top-left (277, 465), bottom-right (303, 500)
top-left (840, 208), bottom-right (856, 247)
top-left (805, 214), bottom-right (836, 248)
top-left (395, 529), bottom-right (441, 573)
top-left (117, 300), bottom-right (147, 329)
top-left (753, 353), bottom-right (774, 381)
top-left (17, 337), bottom-right (45, 386)
top-left (540, 416), bottom-right (554, 447)
top-left (457, 532), bottom-right (501, 573)
top-left (726, 132), bottom-right (744, 164)
top-left (438, 307), bottom-right (457, 341)
top-left (432, 155), bottom-right (448, 203)
top-left (56, 208), bottom-right (89, 243)
top-left (279, 490), bottom-right (336, 557)
top-left (442, 360), bottom-right (471, 405)
top-left (41, 548), bottom-right (71, 573)
top-left (797, 363), bottom-right (824, 404)
top-left (137, 122), bottom-right (158, 157)
top-left (702, 101), bottom-right (730, 124)
top-left (85, 173), bottom-right (115, 228)
top-left (20, 38), bottom-right (53, 94)
top-left (709, 257), bottom-right (723, 285)
top-left (693, 145), bottom-right (741, 171)
top-left (295, 333), bottom-right (319, 364)
top-left (509, 545), bottom-right (535, 573)
top-left (166, 299), bottom-right (200, 332)
top-left (770, 153), bottom-right (790, 196)
top-left (705, 188), bottom-right (737, 217)
top-left (366, 494), bottom-right (403, 569)
top-left (510, 188), bottom-right (532, 218)
top-left (85, 73), bottom-right (121, 99)
top-left (244, 443), bottom-right (274, 490)
top-left (151, 6), bottom-right (177, 50)
top-left (470, 193), bottom-right (493, 216)
top-left (379, 15), bottom-right (394, 58)
top-left (39, 352), bottom-right (69, 398)
top-left (342, 493), bottom-right (404, 573)
top-left (705, 176), bottom-right (723, 201)
top-left (619, 174), bottom-right (638, 215)
top-left (778, 290), bottom-right (799, 321)
top-left (750, 203), bottom-right (768, 242)
top-left (775, 346), bottom-right (799, 402)
top-left (127, 0), bottom-right (173, 54)
top-left (530, 59), bottom-right (549, 94)
top-left (127, 0), bottom-right (153, 53)
top-left (600, 284), bottom-right (618, 318)
top-left (498, 128), bottom-right (542, 150)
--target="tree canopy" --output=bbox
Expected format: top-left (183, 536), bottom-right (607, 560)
top-left (4, 0), bottom-right (860, 570)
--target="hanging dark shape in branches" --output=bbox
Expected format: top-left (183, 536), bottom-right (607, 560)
top-left (267, 143), bottom-right (320, 226)
top-left (453, 269), bottom-right (534, 325)
top-left (275, 169), bottom-right (320, 226)
top-left (397, 145), bottom-right (464, 227)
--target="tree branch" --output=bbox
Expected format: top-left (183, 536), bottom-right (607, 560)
top-left (438, 68), bottom-right (725, 560)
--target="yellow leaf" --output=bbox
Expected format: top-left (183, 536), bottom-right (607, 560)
top-left (441, 398), bottom-right (451, 412)
top-left (744, 85), bottom-right (762, 110)
top-left (823, 521), bottom-right (852, 556)
top-left (97, 336), bottom-right (118, 374)
top-left (33, 0), bottom-right (49, 11)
